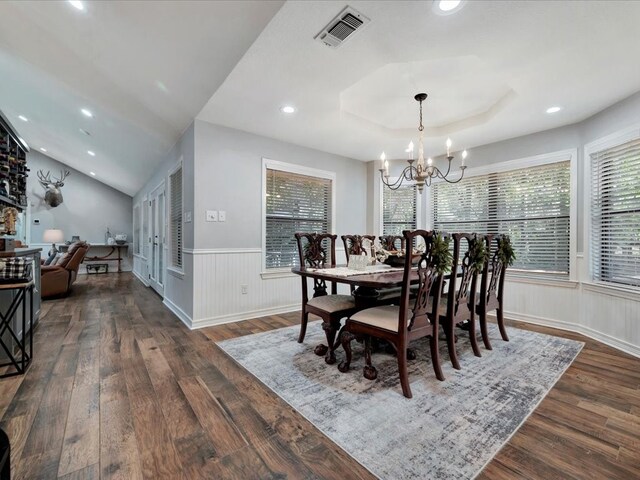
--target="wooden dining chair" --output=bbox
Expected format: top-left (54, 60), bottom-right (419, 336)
top-left (295, 233), bottom-right (358, 364)
top-left (342, 234), bottom-right (376, 262)
top-left (476, 234), bottom-right (510, 350)
top-left (378, 235), bottom-right (405, 252)
top-left (439, 233), bottom-right (482, 370)
top-left (338, 229), bottom-right (445, 399)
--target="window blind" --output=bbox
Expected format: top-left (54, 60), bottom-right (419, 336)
top-left (133, 204), bottom-right (140, 255)
top-left (590, 138), bottom-right (640, 287)
top-left (382, 185), bottom-right (417, 235)
top-left (265, 168), bottom-right (332, 269)
top-left (169, 166), bottom-right (183, 269)
top-left (433, 160), bottom-right (571, 274)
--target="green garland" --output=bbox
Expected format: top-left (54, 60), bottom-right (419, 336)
top-left (431, 233), bottom-right (453, 274)
top-left (468, 235), bottom-right (489, 273)
top-left (497, 235), bottom-right (516, 266)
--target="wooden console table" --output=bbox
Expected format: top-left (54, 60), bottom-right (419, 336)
top-left (61, 243), bottom-right (128, 273)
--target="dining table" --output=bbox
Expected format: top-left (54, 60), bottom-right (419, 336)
top-left (291, 263), bottom-right (420, 363)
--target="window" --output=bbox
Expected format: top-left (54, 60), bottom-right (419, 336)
top-left (432, 159), bottom-right (571, 275)
top-left (382, 184), bottom-right (417, 235)
top-left (169, 164), bottom-right (183, 270)
top-left (133, 204), bottom-right (141, 255)
top-left (263, 160), bottom-right (334, 270)
top-left (590, 138), bottom-right (640, 287)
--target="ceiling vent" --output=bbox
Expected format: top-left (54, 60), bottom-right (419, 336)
top-left (315, 6), bottom-right (370, 49)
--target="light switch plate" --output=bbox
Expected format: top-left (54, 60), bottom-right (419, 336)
top-left (218, 211), bottom-right (226, 222)
top-left (184, 211), bottom-right (192, 223)
top-left (206, 210), bottom-right (218, 222)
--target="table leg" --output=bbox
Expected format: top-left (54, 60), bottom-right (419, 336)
top-left (352, 286), bottom-right (379, 309)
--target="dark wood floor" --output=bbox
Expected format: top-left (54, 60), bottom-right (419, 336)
top-left (1, 273), bottom-right (639, 479)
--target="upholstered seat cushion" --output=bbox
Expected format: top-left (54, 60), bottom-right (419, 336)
top-left (307, 294), bottom-right (355, 313)
top-left (349, 305), bottom-right (412, 332)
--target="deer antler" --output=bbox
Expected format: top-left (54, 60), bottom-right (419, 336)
top-left (53, 170), bottom-right (70, 184)
top-left (37, 170), bottom-right (52, 187)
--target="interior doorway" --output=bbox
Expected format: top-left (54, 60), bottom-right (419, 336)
top-left (148, 182), bottom-right (166, 296)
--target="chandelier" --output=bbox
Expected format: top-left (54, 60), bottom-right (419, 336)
top-left (379, 93), bottom-right (467, 193)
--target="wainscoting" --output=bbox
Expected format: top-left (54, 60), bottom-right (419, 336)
top-left (190, 249), bottom-right (300, 328)
top-left (188, 248), bottom-right (350, 329)
top-left (503, 277), bottom-right (640, 358)
top-left (132, 248), bottom-right (640, 358)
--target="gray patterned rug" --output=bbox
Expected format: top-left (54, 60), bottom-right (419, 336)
top-left (217, 321), bottom-right (583, 480)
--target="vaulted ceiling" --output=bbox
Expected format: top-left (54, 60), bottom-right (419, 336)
top-left (1, 1), bottom-right (639, 196)
top-left (0, 0), bottom-right (284, 195)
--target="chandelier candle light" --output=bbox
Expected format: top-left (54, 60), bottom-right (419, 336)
top-left (380, 93), bottom-right (467, 193)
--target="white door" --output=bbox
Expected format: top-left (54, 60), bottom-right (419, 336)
top-left (148, 183), bottom-right (166, 296)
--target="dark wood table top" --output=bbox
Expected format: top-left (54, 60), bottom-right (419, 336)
top-left (291, 265), bottom-right (418, 289)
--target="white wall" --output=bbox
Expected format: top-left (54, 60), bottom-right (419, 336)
top-left (189, 120), bottom-right (366, 327)
top-left (27, 150), bottom-right (133, 271)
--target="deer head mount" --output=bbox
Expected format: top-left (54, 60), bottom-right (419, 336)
top-left (37, 169), bottom-right (70, 208)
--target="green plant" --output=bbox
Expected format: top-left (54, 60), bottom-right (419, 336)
top-left (431, 233), bottom-right (453, 274)
top-left (497, 235), bottom-right (516, 266)
top-left (468, 235), bottom-right (489, 272)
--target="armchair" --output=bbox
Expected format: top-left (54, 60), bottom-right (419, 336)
top-left (41, 242), bottom-right (89, 298)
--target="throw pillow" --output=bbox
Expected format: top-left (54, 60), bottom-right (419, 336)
top-left (51, 253), bottom-right (65, 266)
top-left (44, 252), bottom-right (57, 266)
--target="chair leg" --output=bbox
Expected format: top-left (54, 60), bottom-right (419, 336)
top-left (297, 311), bottom-right (309, 343)
top-left (397, 345), bottom-right (412, 399)
top-left (430, 334), bottom-right (445, 381)
top-left (497, 307), bottom-right (509, 341)
top-left (363, 336), bottom-right (377, 380)
top-left (444, 319), bottom-right (461, 370)
top-left (479, 310), bottom-right (492, 350)
top-left (469, 316), bottom-right (482, 358)
top-left (338, 330), bottom-right (355, 373)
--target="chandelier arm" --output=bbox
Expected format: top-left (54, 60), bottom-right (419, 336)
top-left (440, 158), bottom-right (453, 178)
top-left (440, 169), bottom-right (466, 184)
top-left (379, 168), bottom-right (412, 190)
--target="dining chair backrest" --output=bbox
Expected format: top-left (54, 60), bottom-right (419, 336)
top-left (399, 230), bottom-right (443, 335)
top-left (446, 233), bottom-right (480, 317)
top-left (341, 235), bottom-right (376, 262)
top-left (378, 235), bottom-right (405, 252)
top-left (294, 232), bottom-right (337, 296)
top-left (480, 234), bottom-right (507, 307)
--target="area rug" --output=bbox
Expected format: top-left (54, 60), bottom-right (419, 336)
top-left (217, 321), bottom-right (583, 480)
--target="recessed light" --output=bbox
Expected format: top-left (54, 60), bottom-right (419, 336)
top-left (546, 106), bottom-right (562, 114)
top-left (87, 150), bottom-right (95, 156)
top-left (40, 148), bottom-right (47, 152)
top-left (281, 105), bottom-right (296, 114)
top-left (90, 171), bottom-right (96, 176)
top-left (433, 0), bottom-right (465, 15)
top-left (81, 108), bottom-right (93, 118)
top-left (439, 0), bottom-right (461, 11)
top-left (79, 128), bottom-right (91, 136)
top-left (18, 115), bottom-right (28, 122)
top-left (68, 0), bottom-right (84, 11)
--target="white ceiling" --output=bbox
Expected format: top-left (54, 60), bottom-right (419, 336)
top-left (2, 1), bottom-right (640, 196)
top-left (198, 0), bottom-right (640, 163)
top-left (0, 0), bottom-right (284, 195)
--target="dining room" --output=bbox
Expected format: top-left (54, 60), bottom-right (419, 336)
top-left (1, 1), bottom-right (639, 479)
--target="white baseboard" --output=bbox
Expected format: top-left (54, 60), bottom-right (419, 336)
top-left (132, 269), bottom-right (149, 287)
top-left (501, 310), bottom-right (640, 359)
top-left (191, 303), bottom-right (299, 330)
top-left (163, 297), bottom-right (193, 329)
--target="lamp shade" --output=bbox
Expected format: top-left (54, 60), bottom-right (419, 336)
top-left (43, 229), bottom-right (65, 243)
